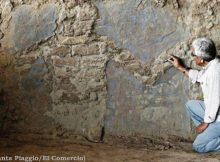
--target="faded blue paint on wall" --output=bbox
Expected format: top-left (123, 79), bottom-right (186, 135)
top-left (95, 0), bottom-right (193, 138)
top-left (95, 0), bottom-right (189, 63)
top-left (22, 57), bottom-right (48, 91)
top-left (6, 4), bottom-right (57, 53)
top-left (106, 60), bottom-right (192, 138)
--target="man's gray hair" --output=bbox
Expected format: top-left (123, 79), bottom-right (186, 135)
top-left (192, 38), bottom-right (217, 61)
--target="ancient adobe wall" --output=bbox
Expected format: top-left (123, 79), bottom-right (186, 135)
top-left (0, 0), bottom-right (219, 142)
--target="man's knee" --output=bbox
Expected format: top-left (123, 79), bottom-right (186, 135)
top-left (193, 142), bottom-right (207, 153)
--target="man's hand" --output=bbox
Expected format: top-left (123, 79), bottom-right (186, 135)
top-left (168, 55), bottom-right (182, 68)
top-left (168, 55), bottom-right (189, 76)
top-left (196, 122), bottom-right (209, 134)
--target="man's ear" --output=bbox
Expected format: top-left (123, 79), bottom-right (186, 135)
top-left (200, 59), bottom-right (204, 64)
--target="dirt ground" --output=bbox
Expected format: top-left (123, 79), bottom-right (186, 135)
top-left (0, 134), bottom-right (220, 162)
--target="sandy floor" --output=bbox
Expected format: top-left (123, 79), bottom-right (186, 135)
top-left (0, 134), bottom-right (220, 162)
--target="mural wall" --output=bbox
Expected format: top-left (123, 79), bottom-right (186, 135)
top-left (0, 0), bottom-right (219, 141)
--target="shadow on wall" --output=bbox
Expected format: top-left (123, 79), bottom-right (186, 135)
top-left (0, 3), bottom-right (59, 136)
top-left (0, 52), bottom-right (55, 135)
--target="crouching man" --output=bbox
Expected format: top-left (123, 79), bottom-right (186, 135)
top-left (169, 38), bottom-right (220, 153)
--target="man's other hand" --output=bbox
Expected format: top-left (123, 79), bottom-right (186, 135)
top-left (196, 122), bottom-right (209, 134)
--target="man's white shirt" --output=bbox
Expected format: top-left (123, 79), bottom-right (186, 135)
top-left (189, 58), bottom-right (220, 123)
